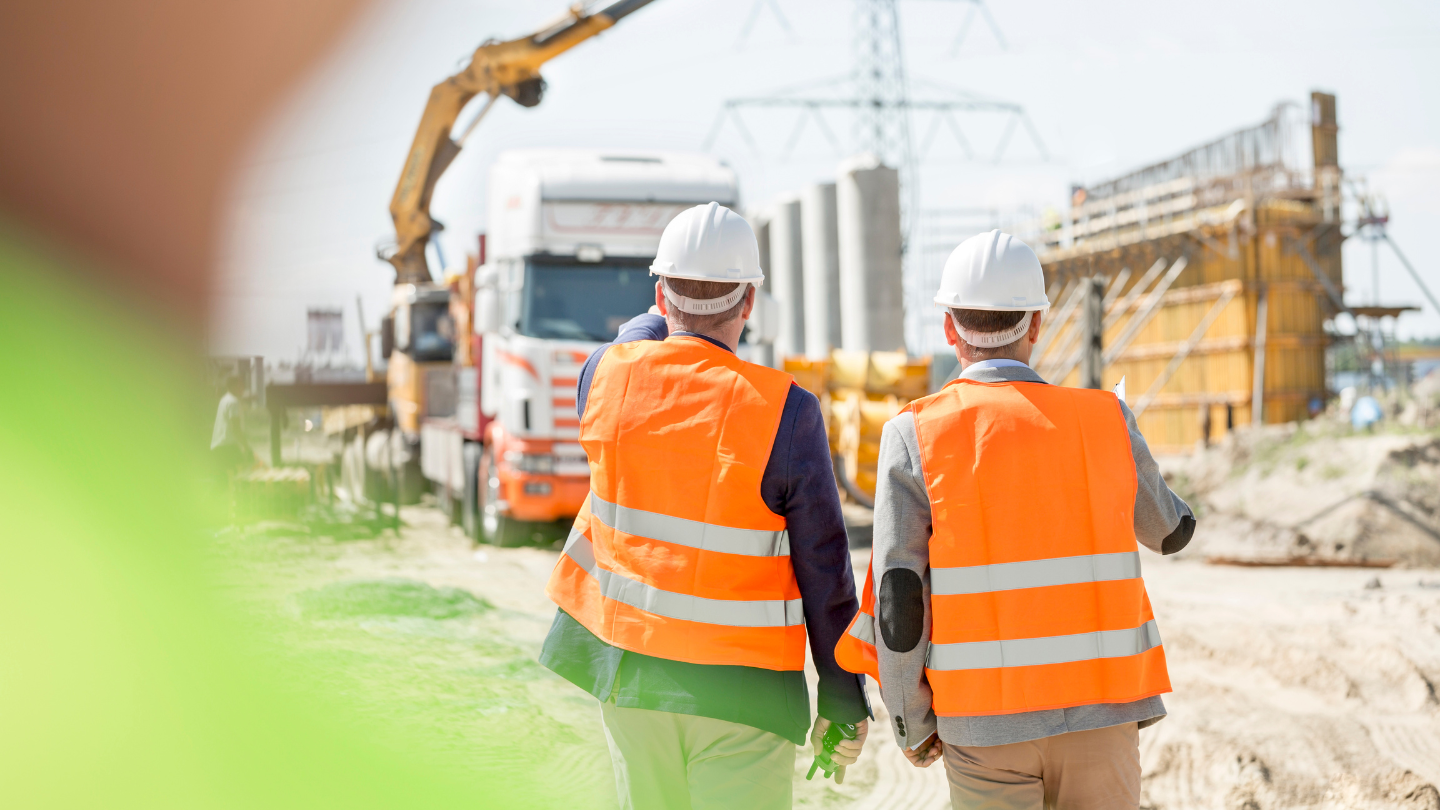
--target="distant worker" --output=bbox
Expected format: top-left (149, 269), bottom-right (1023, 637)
top-left (210, 374), bottom-right (252, 476)
top-left (836, 230), bottom-right (1196, 809)
top-left (541, 202), bottom-right (870, 809)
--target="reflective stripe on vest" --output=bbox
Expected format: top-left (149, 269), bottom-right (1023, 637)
top-left (927, 620), bottom-right (1161, 670)
top-left (932, 551), bottom-right (1141, 595)
top-left (906, 378), bottom-right (1170, 715)
top-left (847, 611), bottom-right (876, 645)
top-left (561, 519), bottom-right (804, 628)
top-left (545, 336), bottom-right (806, 671)
top-left (588, 490), bottom-right (790, 558)
top-left (834, 557), bottom-right (880, 683)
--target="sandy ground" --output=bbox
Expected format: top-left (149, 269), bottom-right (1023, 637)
top-left (1136, 556), bottom-right (1440, 809)
top-left (220, 507), bottom-right (1440, 809)
top-left (1163, 426), bottom-right (1440, 569)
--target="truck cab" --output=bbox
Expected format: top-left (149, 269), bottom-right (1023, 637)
top-left (387, 283), bottom-right (458, 436)
top-left (472, 149), bottom-right (738, 543)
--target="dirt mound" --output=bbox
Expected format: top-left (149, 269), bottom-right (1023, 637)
top-left (1164, 424), bottom-right (1440, 567)
top-left (296, 578), bottom-right (493, 620)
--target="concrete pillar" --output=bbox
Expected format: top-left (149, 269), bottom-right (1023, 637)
top-left (768, 196), bottom-right (805, 359)
top-left (751, 213), bottom-right (772, 294)
top-left (745, 208), bottom-right (776, 368)
top-left (836, 154), bottom-right (905, 353)
top-left (801, 183), bottom-right (842, 359)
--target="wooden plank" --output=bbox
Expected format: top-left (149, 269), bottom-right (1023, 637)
top-left (1114, 333), bottom-right (1326, 362)
top-left (1032, 279), bottom-right (1085, 361)
top-left (1036, 203), bottom-right (1246, 263)
top-left (265, 382), bottom-right (388, 409)
top-left (1107, 258), bottom-right (1168, 325)
top-left (1104, 256), bottom-right (1189, 365)
top-left (1206, 556), bottom-right (1396, 569)
top-left (1041, 258), bottom-right (1168, 380)
top-left (1038, 304), bottom-right (1088, 376)
top-left (1102, 267), bottom-right (1132, 309)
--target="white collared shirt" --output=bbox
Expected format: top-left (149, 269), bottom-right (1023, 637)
top-left (965, 358), bottom-right (1029, 372)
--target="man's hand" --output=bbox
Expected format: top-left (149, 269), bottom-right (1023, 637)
top-left (901, 732), bottom-right (942, 768)
top-left (810, 716), bottom-right (869, 784)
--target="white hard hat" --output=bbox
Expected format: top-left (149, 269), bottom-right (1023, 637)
top-left (936, 230), bottom-right (1049, 348)
top-left (650, 202), bottom-right (764, 315)
top-left (935, 230), bottom-right (1049, 312)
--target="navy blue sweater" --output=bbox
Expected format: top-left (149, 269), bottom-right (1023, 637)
top-left (538, 314), bottom-right (869, 744)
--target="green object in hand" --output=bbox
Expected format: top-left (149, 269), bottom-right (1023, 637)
top-left (806, 722), bottom-right (858, 781)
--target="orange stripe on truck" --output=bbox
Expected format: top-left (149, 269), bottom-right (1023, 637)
top-left (498, 350), bottom-right (538, 380)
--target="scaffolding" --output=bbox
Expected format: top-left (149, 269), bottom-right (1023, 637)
top-left (1016, 92), bottom-right (1346, 453)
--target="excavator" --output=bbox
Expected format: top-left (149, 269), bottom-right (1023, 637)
top-left (381, 0), bottom-right (658, 288)
top-left (365, 1), bottom-right (662, 541)
top-left (377, 0), bottom-right (657, 437)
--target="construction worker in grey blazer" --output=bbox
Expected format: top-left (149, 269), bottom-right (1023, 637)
top-left (860, 230), bottom-right (1195, 809)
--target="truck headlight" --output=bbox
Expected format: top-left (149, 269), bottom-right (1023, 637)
top-left (504, 451), bottom-right (555, 475)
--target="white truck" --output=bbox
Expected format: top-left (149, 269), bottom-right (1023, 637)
top-left (443, 148), bottom-right (743, 544)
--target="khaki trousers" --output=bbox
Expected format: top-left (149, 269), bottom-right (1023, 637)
top-left (599, 701), bottom-right (796, 810)
top-left (943, 722), bottom-right (1140, 810)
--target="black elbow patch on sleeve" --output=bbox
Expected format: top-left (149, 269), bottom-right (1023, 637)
top-left (879, 569), bottom-right (925, 652)
top-left (1161, 514), bottom-right (1196, 555)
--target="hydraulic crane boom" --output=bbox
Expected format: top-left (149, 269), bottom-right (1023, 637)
top-left (381, 0), bottom-right (659, 284)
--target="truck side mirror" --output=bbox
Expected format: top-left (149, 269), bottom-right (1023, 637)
top-left (380, 315), bottom-right (395, 359)
top-left (475, 265), bottom-right (501, 334)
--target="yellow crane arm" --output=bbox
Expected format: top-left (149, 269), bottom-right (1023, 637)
top-left (382, 0), bottom-right (658, 284)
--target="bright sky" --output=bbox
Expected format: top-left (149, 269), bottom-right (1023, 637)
top-left (214, 0), bottom-right (1440, 364)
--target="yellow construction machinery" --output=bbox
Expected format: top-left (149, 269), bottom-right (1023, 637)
top-left (377, 0), bottom-right (659, 438)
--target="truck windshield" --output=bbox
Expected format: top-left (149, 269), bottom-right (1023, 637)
top-left (410, 301), bottom-right (454, 362)
top-left (519, 260), bottom-right (655, 343)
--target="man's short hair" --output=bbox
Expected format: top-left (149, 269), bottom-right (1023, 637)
top-left (663, 278), bottom-right (748, 334)
top-left (225, 374), bottom-right (245, 393)
top-left (949, 308), bottom-right (1027, 360)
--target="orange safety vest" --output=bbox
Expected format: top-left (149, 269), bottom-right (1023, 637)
top-left (545, 336), bottom-right (806, 671)
top-left (836, 378), bottom-right (1172, 715)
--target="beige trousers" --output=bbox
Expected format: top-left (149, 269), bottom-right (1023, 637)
top-left (599, 701), bottom-right (796, 810)
top-left (943, 722), bottom-right (1141, 810)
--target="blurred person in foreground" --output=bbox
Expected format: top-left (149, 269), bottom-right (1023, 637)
top-left (212, 375), bottom-right (254, 477)
top-left (540, 203), bottom-right (871, 809)
top-left (0, 2), bottom-right (537, 807)
top-left (835, 231), bottom-right (1196, 809)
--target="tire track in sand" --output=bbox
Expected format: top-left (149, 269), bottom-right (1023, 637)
top-left (1366, 717), bottom-right (1440, 787)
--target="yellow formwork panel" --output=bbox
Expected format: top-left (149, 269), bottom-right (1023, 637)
top-left (1039, 215), bottom-right (1338, 452)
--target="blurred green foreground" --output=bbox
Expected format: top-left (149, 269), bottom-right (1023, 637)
top-left (0, 231), bottom-right (607, 809)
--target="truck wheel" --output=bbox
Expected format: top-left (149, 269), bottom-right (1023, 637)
top-left (493, 515), bottom-right (529, 548)
top-left (478, 445), bottom-right (502, 545)
top-left (477, 446), bottom-right (536, 547)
